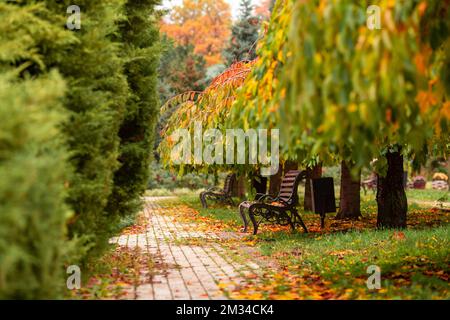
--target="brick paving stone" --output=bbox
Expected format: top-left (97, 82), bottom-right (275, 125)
top-left (109, 197), bottom-right (260, 300)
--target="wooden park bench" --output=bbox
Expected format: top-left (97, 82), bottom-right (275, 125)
top-left (238, 170), bottom-right (308, 235)
top-left (200, 173), bottom-right (236, 208)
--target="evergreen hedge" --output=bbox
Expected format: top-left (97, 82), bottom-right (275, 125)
top-left (106, 0), bottom-right (161, 221)
top-left (42, 0), bottom-right (129, 254)
top-left (0, 2), bottom-right (77, 299)
top-left (0, 0), bottom-right (161, 298)
top-left (0, 72), bottom-right (73, 299)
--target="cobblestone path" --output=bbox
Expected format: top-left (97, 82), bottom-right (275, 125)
top-left (109, 197), bottom-right (260, 300)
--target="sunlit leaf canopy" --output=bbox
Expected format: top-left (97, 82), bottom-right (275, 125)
top-left (159, 0), bottom-right (450, 174)
top-left (231, 0), bottom-right (450, 172)
top-left (158, 59), bottom-right (256, 172)
top-left (228, 0), bottom-right (297, 157)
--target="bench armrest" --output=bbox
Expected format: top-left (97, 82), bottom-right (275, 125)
top-left (255, 193), bottom-right (275, 202)
top-left (207, 186), bottom-right (223, 193)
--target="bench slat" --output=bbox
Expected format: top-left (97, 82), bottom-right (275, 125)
top-left (280, 183), bottom-right (295, 188)
top-left (279, 192), bottom-right (292, 198)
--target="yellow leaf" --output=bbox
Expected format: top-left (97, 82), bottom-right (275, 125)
top-left (348, 103), bottom-right (357, 112)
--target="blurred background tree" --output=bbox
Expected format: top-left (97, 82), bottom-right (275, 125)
top-left (161, 0), bottom-right (232, 66)
top-left (158, 36), bottom-right (207, 103)
top-left (223, 0), bottom-right (261, 65)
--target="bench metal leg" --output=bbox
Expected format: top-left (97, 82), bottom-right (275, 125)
top-left (238, 203), bottom-right (249, 232)
top-left (288, 214), bottom-right (296, 233)
top-left (249, 209), bottom-right (259, 235)
top-left (200, 192), bottom-right (208, 208)
top-left (295, 211), bottom-right (308, 233)
top-left (292, 210), bottom-right (308, 233)
top-left (298, 216), bottom-right (308, 233)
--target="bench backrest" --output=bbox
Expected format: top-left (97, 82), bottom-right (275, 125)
top-left (223, 174), bottom-right (236, 195)
top-left (278, 170), bottom-right (306, 206)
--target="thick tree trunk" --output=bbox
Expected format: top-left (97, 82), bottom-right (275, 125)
top-left (269, 164), bottom-right (282, 196)
top-left (234, 175), bottom-right (246, 199)
top-left (336, 161), bottom-right (362, 219)
top-left (304, 163), bottom-right (322, 211)
top-left (376, 150), bottom-right (407, 228)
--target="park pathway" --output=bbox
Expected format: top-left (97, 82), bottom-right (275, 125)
top-left (109, 197), bottom-right (261, 300)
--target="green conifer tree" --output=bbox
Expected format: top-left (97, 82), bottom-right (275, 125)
top-left (106, 0), bottom-right (161, 220)
top-left (41, 0), bottom-right (129, 253)
top-left (158, 36), bottom-right (206, 103)
top-left (223, 0), bottom-right (260, 65)
top-left (0, 2), bottom-right (75, 298)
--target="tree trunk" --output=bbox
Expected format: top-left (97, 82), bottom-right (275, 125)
top-left (233, 175), bottom-right (246, 199)
top-left (284, 161), bottom-right (298, 173)
top-left (269, 162), bottom-right (297, 197)
top-left (376, 150), bottom-right (407, 228)
top-left (251, 172), bottom-right (267, 194)
top-left (304, 163), bottom-right (322, 211)
top-left (269, 164), bottom-right (282, 196)
top-left (336, 161), bottom-right (362, 219)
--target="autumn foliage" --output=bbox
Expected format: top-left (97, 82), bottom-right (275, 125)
top-left (161, 0), bottom-right (232, 66)
top-left (159, 59), bottom-right (256, 169)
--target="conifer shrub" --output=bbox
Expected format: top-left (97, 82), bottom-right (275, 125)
top-left (106, 0), bottom-right (161, 222)
top-left (0, 73), bottom-right (73, 299)
top-left (42, 1), bottom-right (129, 253)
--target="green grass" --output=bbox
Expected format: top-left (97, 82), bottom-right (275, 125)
top-left (258, 226), bottom-right (450, 299)
top-left (178, 194), bottom-right (243, 227)
top-left (406, 188), bottom-right (449, 202)
top-left (145, 187), bottom-right (203, 196)
top-left (361, 185), bottom-right (449, 203)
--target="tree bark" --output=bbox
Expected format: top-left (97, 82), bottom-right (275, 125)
top-left (235, 175), bottom-right (246, 199)
top-left (336, 160), bottom-right (362, 219)
top-left (376, 150), bottom-right (407, 228)
top-left (268, 162), bottom-right (297, 197)
top-left (284, 161), bottom-right (298, 173)
top-left (304, 163), bottom-right (322, 211)
top-left (269, 164), bottom-right (282, 196)
top-left (251, 172), bottom-right (267, 194)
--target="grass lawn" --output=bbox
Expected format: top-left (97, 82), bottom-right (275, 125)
top-left (406, 188), bottom-right (449, 202)
top-left (257, 226), bottom-right (449, 299)
top-left (176, 191), bottom-right (449, 299)
top-left (179, 194), bottom-right (243, 227)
